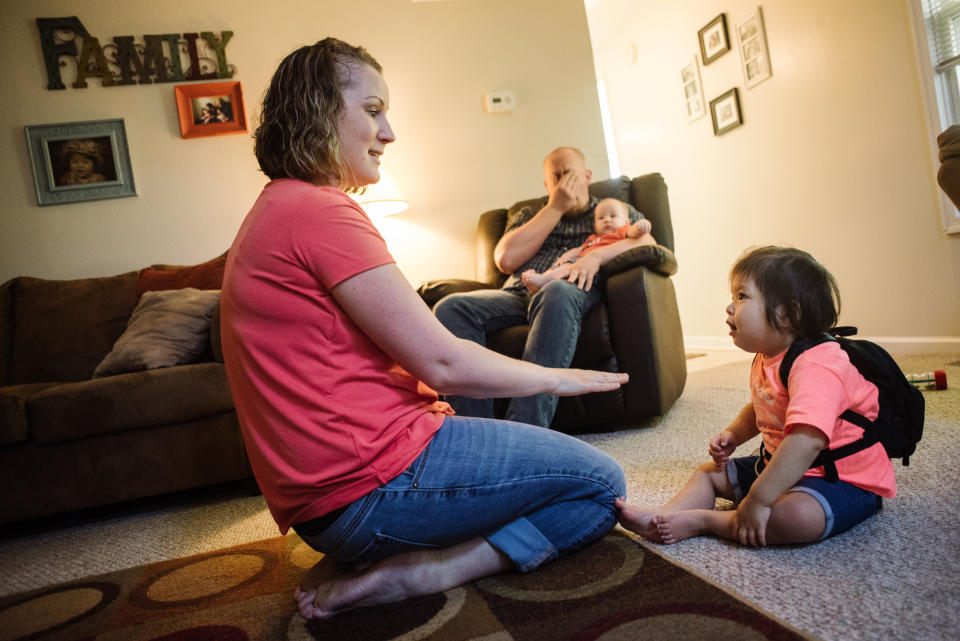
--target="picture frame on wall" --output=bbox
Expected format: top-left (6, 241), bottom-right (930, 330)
top-left (25, 119), bottom-right (136, 206)
top-left (709, 88), bottom-right (743, 136)
top-left (698, 13), bottom-right (730, 65)
top-left (174, 81), bottom-right (247, 139)
top-left (736, 7), bottom-right (773, 88)
top-left (681, 55), bottom-right (706, 123)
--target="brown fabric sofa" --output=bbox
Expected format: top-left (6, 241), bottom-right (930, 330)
top-left (0, 257), bottom-right (251, 524)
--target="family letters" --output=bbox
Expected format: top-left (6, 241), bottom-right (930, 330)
top-left (37, 17), bottom-right (234, 90)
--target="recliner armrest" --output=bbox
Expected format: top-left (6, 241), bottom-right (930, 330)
top-left (600, 245), bottom-right (678, 278)
top-left (417, 279), bottom-right (496, 309)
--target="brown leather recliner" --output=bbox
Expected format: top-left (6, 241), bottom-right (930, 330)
top-left (417, 173), bottom-right (686, 432)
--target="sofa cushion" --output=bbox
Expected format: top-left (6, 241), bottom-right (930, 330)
top-left (11, 272), bottom-right (139, 384)
top-left (93, 288), bottom-right (221, 378)
top-left (0, 383), bottom-right (60, 445)
top-left (0, 279), bottom-right (13, 386)
top-left (136, 253), bottom-right (227, 298)
top-left (28, 362), bottom-right (234, 444)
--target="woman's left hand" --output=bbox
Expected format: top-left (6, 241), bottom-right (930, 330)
top-left (550, 369), bottom-right (628, 396)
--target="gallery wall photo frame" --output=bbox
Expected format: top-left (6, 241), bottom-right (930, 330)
top-left (736, 7), bottom-right (773, 88)
top-left (709, 88), bottom-right (743, 136)
top-left (698, 13), bottom-right (730, 65)
top-left (681, 55), bottom-right (706, 123)
top-left (175, 81), bottom-right (247, 139)
top-left (25, 119), bottom-right (136, 207)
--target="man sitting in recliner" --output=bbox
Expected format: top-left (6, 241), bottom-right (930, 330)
top-left (434, 146), bottom-right (649, 428)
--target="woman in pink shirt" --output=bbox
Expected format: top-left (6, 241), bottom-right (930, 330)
top-left (617, 246), bottom-right (893, 547)
top-left (220, 38), bottom-right (628, 620)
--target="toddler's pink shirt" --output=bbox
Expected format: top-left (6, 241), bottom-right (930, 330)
top-left (751, 341), bottom-right (896, 498)
top-left (220, 179), bottom-right (451, 533)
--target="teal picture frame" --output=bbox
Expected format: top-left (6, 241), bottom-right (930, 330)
top-left (25, 118), bottom-right (136, 206)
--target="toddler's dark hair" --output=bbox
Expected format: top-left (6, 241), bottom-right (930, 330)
top-left (731, 246), bottom-right (840, 338)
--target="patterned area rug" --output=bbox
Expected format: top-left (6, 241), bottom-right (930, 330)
top-left (0, 531), bottom-right (814, 641)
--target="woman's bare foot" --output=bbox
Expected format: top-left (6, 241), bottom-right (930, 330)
top-left (615, 498), bottom-right (663, 543)
top-left (295, 556), bottom-right (404, 619)
top-left (294, 538), bottom-right (511, 619)
top-left (521, 269), bottom-right (545, 294)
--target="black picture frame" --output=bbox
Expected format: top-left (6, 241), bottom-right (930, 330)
top-left (709, 88), bottom-right (743, 136)
top-left (699, 13), bottom-right (731, 65)
top-left (25, 119), bottom-right (136, 206)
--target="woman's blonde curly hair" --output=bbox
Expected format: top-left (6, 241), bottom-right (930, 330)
top-left (254, 38), bottom-right (381, 190)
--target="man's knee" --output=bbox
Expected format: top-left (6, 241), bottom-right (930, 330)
top-left (432, 293), bottom-right (464, 323)
top-left (529, 280), bottom-right (591, 316)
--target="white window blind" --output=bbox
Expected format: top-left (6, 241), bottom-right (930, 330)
top-left (923, 0), bottom-right (960, 70)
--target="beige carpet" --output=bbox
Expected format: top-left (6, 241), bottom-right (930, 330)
top-left (1, 350), bottom-right (957, 641)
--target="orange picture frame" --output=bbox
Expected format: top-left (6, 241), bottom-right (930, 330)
top-left (174, 81), bottom-right (247, 139)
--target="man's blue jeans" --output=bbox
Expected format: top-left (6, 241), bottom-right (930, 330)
top-left (432, 280), bottom-right (602, 427)
top-left (295, 416), bottom-right (626, 572)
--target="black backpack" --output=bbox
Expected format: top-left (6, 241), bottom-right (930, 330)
top-left (778, 326), bottom-right (924, 482)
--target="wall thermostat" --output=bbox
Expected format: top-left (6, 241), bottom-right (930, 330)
top-left (483, 91), bottom-right (515, 113)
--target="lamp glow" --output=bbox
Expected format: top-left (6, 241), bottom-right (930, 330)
top-left (351, 170), bottom-right (409, 217)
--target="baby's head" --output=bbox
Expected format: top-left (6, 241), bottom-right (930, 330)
top-left (730, 246), bottom-right (840, 339)
top-left (593, 198), bottom-right (629, 235)
top-left (60, 139), bottom-right (103, 174)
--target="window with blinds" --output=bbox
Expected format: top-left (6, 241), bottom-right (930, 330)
top-left (924, 0), bottom-right (960, 69)
top-left (916, 0), bottom-right (960, 232)
top-left (922, 0), bottom-right (960, 125)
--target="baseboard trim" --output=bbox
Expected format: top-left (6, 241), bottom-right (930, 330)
top-left (685, 335), bottom-right (960, 355)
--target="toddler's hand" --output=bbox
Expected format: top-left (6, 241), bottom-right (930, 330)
top-left (732, 494), bottom-right (771, 547)
top-left (709, 430), bottom-right (737, 464)
top-left (634, 219), bottom-right (652, 236)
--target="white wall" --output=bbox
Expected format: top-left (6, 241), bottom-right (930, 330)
top-left (0, 0), bottom-right (605, 287)
top-left (586, 0), bottom-right (960, 343)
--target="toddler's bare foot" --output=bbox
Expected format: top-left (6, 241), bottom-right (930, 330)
top-left (656, 510), bottom-right (711, 545)
top-left (521, 269), bottom-right (544, 294)
top-left (615, 498), bottom-right (663, 543)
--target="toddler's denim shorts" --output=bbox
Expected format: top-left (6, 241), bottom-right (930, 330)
top-left (727, 455), bottom-right (883, 540)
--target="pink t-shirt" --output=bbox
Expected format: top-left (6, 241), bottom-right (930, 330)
top-left (751, 341), bottom-right (896, 498)
top-left (220, 179), bottom-right (452, 533)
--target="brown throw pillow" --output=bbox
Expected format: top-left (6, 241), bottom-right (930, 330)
top-left (93, 288), bottom-right (221, 378)
top-left (136, 253), bottom-right (227, 298)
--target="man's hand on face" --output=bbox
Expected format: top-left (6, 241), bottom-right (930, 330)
top-left (546, 169), bottom-right (586, 215)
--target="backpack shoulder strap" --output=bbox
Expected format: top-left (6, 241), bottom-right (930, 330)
top-left (779, 331), bottom-right (837, 388)
top-left (778, 327), bottom-right (866, 482)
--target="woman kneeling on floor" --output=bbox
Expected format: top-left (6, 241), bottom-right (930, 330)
top-left (219, 38), bottom-right (628, 620)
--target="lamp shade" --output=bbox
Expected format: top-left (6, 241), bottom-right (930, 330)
top-left (350, 170), bottom-right (409, 217)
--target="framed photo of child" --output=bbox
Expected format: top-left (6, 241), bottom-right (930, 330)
top-left (25, 119), bottom-right (137, 206)
top-left (174, 81), bottom-right (247, 139)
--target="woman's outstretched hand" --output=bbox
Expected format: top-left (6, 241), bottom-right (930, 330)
top-left (550, 369), bottom-right (628, 396)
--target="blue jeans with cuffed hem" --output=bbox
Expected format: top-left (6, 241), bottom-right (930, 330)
top-left (294, 416), bottom-right (625, 572)
top-left (432, 281), bottom-right (602, 428)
